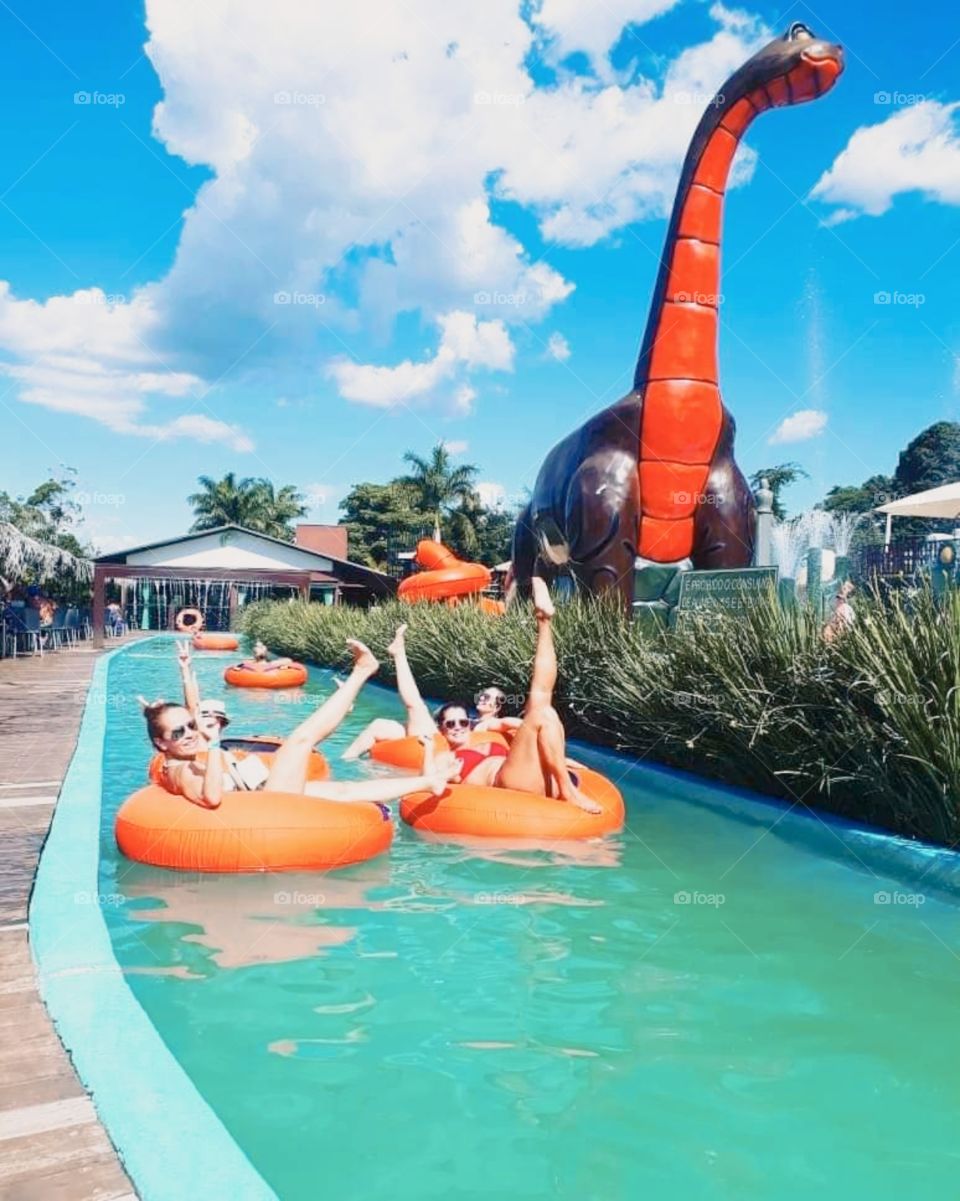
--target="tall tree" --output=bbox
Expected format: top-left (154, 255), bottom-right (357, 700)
top-left (749, 462), bottom-right (809, 521)
top-left (397, 443), bottom-right (479, 539)
top-left (894, 422), bottom-right (960, 495)
top-left (188, 473), bottom-right (306, 540)
top-left (0, 469), bottom-right (89, 557)
top-left (338, 481), bottom-right (429, 569)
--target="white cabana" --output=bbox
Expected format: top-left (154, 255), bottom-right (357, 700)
top-left (876, 482), bottom-right (960, 545)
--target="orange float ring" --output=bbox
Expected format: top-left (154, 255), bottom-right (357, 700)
top-left (192, 632), bottom-right (239, 651)
top-left (397, 540), bottom-right (492, 603)
top-left (224, 663), bottom-right (308, 689)
top-left (175, 607), bottom-right (204, 633)
top-left (148, 739), bottom-right (330, 785)
top-left (400, 765), bottom-right (624, 841)
top-left (477, 596), bottom-right (506, 616)
top-left (369, 730), bottom-right (509, 771)
top-left (116, 786), bottom-right (392, 872)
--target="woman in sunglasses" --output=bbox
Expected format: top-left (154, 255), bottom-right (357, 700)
top-left (144, 640), bottom-right (458, 809)
top-left (341, 623), bottom-right (511, 760)
top-left (439, 579), bottom-right (600, 813)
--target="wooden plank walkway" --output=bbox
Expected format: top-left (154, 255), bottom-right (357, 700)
top-left (0, 638), bottom-right (141, 1200)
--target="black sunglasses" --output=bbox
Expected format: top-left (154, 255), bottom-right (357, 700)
top-left (442, 717), bottom-right (470, 730)
top-left (167, 720), bottom-right (198, 742)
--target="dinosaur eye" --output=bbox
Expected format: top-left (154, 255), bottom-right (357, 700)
top-left (789, 22), bottom-right (814, 41)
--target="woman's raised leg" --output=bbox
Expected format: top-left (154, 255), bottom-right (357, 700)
top-left (267, 640), bottom-right (379, 793)
top-left (389, 624), bottom-right (436, 738)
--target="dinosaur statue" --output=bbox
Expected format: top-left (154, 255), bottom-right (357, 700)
top-left (512, 23), bottom-right (844, 607)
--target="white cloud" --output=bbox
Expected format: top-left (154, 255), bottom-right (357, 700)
top-left (327, 311), bottom-right (514, 406)
top-left (546, 332), bottom-right (571, 361)
top-left (0, 1), bottom-right (773, 438)
top-left (769, 409), bottom-right (828, 445)
top-left (444, 439), bottom-right (469, 454)
top-left (811, 101), bottom-right (960, 219)
top-left (476, 480), bottom-right (506, 508)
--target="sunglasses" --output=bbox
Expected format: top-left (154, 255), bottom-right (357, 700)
top-left (442, 718), bottom-right (471, 730)
top-left (166, 720), bottom-right (198, 742)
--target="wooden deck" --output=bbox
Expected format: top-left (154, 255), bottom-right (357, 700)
top-left (0, 639), bottom-right (139, 1200)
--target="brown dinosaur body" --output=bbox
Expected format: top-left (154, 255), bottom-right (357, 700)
top-left (512, 24), bottom-right (844, 605)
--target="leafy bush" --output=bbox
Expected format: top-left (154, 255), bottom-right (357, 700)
top-left (241, 589), bottom-right (960, 846)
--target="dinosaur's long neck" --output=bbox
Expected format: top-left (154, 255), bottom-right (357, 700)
top-left (634, 89), bottom-right (768, 562)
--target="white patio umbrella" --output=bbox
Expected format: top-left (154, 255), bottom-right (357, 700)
top-left (876, 481), bottom-right (960, 545)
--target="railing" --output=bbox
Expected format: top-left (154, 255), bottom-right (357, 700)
top-left (853, 538), bottom-right (943, 580)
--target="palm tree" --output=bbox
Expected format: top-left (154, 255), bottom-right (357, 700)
top-left (397, 443), bottom-right (480, 540)
top-left (188, 474), bottom-right (307, 541)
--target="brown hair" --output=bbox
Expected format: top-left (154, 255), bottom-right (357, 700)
top-left (140, 699), bottom-right (181, 746)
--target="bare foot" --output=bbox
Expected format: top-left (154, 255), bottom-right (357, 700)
top-left (530, 577), bottom-right (555, 621)
top-left (566, 788), bottom-right (602, 816)
top-left (346, 639), bottom-right (379, 677)
top-left (387, 624), bottom-right (408, 657)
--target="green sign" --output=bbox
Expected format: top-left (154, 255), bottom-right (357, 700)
top-left (675, 567), bottom-right (778, 619)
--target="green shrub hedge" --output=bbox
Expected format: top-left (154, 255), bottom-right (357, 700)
top-left (240, 589), bottom-right (960, 846)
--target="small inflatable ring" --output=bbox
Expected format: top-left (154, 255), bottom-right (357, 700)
top-left (175, 607), bottom-right (204, 633)
top-left (370, 730), bottom-right (509, 771)
top-left (192, 632), bottom-right (240, 651)
top-left (224, 663), bottom-right (308, 690)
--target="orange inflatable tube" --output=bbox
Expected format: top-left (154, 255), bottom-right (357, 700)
top-left (115, 786), bottom-right (392, 872)
top-left (400, 765), bottom-right (624, 840)
top-left (369, 730), bottom-right (509, 771)
top-left (397, 540), bottom-right (492, 603)
top-left (192, 632), bottom-right (239, 651)
top-left (224, 663), bottom-right (308, 689)
top-left (148, 739), bottom-right (330, 785)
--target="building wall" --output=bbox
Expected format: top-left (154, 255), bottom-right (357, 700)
top-left (125, 529), bottom-right (333, 572)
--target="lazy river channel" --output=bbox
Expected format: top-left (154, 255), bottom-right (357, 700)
top-left (35, 637), bottom-right (960, 1200)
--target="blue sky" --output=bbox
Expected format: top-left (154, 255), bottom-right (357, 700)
top-left (0, 0), bottom-right (958, 552)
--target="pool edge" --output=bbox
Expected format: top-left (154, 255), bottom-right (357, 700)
top-left (28, 635), bottom-right (278, 1201)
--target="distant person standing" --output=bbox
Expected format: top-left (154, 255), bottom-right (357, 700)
top-left (106, 601), bottom-right (125, 634)
top-left (823, 581), bottom-right (855, 644)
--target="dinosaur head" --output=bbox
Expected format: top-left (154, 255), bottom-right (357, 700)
top-left (735, 22), bottom-right (844, 106)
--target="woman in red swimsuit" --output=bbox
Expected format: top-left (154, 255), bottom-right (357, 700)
top-left (436, 578), bottom-right (600, 814)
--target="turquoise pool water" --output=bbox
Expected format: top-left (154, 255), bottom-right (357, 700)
top-left (93, 638), bottom-right (958, 1200)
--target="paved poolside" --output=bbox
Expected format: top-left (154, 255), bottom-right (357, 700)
top-left (0, 639), bottom-right (140, 1200)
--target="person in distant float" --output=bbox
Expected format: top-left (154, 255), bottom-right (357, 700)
top-left (823, 580), bottom-right (856, 644)
top-left (237, 639), bottom-right (295, 672)
top-left (143, 639), bottom-right (458, 808)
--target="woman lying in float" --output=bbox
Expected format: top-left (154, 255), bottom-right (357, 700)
top-left (116, 641), bottom-right (459, 873)
top-left (341, 625), bottom-right (517, 768)
top-left (400, 579), bottom-right (625, 842)
top-left (224, 639), bottom-right (308, 689)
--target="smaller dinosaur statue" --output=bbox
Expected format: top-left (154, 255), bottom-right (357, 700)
top-left (512, 24), bottom-right (844, 607)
